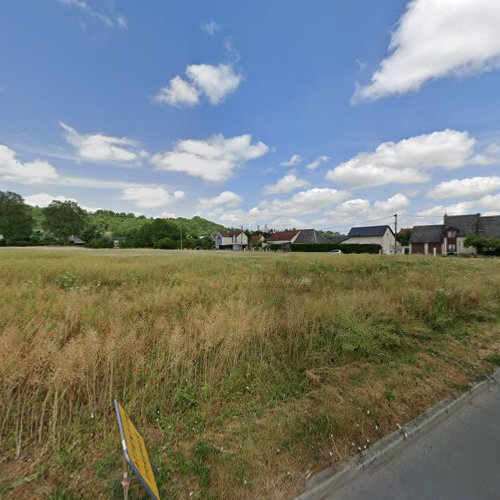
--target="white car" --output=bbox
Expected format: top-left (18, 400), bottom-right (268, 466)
top-left (330, 249), bottom-right (343, 254)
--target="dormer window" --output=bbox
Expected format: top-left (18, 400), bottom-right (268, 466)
top-left (447, 229), bottom-right (457, 238)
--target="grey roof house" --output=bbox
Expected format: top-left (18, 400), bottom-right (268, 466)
top-left (344, 225), bottom-right (395, 254)
top-left (410, 213), bottom-right (500, 255)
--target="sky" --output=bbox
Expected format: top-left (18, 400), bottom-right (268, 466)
top-left (1, 0), bottom-right (500, 232)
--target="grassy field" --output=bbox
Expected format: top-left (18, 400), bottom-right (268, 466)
top-left (0, 248), bottom-right (499, 499)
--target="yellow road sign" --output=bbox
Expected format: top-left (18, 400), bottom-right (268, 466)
top-left (114, 400), bottom-right (161, 500)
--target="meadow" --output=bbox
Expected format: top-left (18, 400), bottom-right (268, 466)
top-left (0, 248), bottom-right (499, 499)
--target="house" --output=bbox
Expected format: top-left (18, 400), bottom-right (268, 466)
top-left (265, 229), bottom-right (332, 250)
top-left (110, 236), bottom-right (126, 248)
top-left (410, 213), bottom-right (500, 255)
top-left (213, 231), bottom-right (249, 250)
top-left (250, 234), bottom-right (265, 247)
top-left (343, 225), bottom-right (396, 254)
top-left (68, 235), bottom-right (85, 245)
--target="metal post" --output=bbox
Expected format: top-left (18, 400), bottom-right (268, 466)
top-left (394, 213), bottom-right (398, 255)
top-left (241, 225), bottom-right (243, 251)
top-left (121, 455), bottom-right (130, 499)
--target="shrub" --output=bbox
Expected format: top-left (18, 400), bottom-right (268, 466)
top-left (291, 243), bottom-right (381, 253)
top-left (154, 237), bottom-right (179, 249)
top-left (85, 238), bottom-right (114, 249)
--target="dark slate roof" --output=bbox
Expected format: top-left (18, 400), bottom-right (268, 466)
top-left (444, 214), bottom-right (479, 236)
top-left (410, 225), bottom-right (444, 243)
top-left (347, 225), bottom-right (393, 238)
top-left (478, 215), bottom-right (500, 238)
top-left (330, 235), bottom-right (349, 244)
top-left (294, 229), bottom-right (333, 244)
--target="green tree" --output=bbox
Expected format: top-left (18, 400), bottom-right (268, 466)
top-left (465, 234), bottom-right (500, 255)
top-left (43, 201), bottom-right (87, 245)
top-left (0, 191), bottom-right (34, 245)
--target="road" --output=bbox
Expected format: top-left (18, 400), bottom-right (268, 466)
top-left (332, 382), bottom-right (500, 500)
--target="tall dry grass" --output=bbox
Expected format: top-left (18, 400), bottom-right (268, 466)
top-left (0, 249), bottom-right (499, 496)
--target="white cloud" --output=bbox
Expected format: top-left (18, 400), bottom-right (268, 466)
top-left (480, 194), bottom-right (500, 212)
top-left (306, 155), bottom-right (330, 170)
top-left (429, 176), bottom-right (500, 199)
top-left (263, 173), bottom-right (310, 194)
top-left (152, 134), bottom-right (269, 182)
top-left (185, 64), bottom-right (242, 105)
top-left (201, 20), bottom-right (221, 36)
top-left (0, 145), bottom-right (59, 183)
top-left (249, 187), bottom-right (350, 220)
top-left (281, 154), bottom-right (302, 167)
top-left (57, 0), bottom-right (127, 29)
top-left (417, 202), bottom-right (477, 217)
top-left (120, 187), bottom-right (185, 209)
top-left (61, 122), bottom-right (143, 163)
top-left (24, 193), bottom-right (73, 208)
top-left (374, 193), bottom-right (410, 212)
top-left (326, 129), bottom-right (494, 188)
top-left (153, 76), bottom-right (200, 107)
top-left (199, 191), bottom-right (242, 208)
top-left (354, 0), bottom-right (500, 102)
top-left (155, 64), bottom-right (242, 107)
top-left (24, 192), bottom-right (100, 212)
top-left (320, 193), bottom-right (410, 229)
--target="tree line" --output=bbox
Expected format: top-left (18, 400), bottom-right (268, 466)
top-left (0, 190), bottom-right (225, 249)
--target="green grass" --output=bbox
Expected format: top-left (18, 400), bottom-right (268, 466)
top-left (0, 248), bottom-right (499, 498)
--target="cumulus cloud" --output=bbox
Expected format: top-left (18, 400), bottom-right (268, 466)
top-left (281, 154), bottom-right (302, 167)
top-left (306, 155), bottom-right (330, 170)
top-left (480, 193), bottom-right (500, 212)
top-left (0, 145), bottom-right (58, 183)
top-left (153, 76), bottom-right (200, 107)
top-left (326, 129), bottom-right (495, 188)
top-left (120, 187), bottom-right (185, 209)
top-left (57, 0), bottom-right (127, 29)
top-left (320, 194), bottom-right (410, 228)
top-left (24, 192), bottom-right (100, 212)
top-left (354, 0), bottom-right (500, 102)
top-left (417, 202), bottom-right (476, 217)
top-left (155, 64), bottom-right (242, 107)
top-left (201, 20), bottom-right (221, 36)
top-left (263, 173), bottom-right (310, 194)
top-left (199, 191), bottom-right (242, 208)
top-left (428, 176), bottom-right (500, 199)
top-left (249, 188), bottom-right (350, 220)
top-left (152, 134), bottom-right (269, 182)
top-left (61, 122), bottom-right (144, 163)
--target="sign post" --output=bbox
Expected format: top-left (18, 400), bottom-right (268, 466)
top-left (114, 400), bottom-right (161, 500)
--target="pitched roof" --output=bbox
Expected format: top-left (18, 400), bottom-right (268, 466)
top-left (478, 215), bottom-right (500, 238)
top-left (330, 235), bottom-right (349, 244)
top-left (294, 229), bottom-right (332, 244)
top-left (220, 231), bottom-right (243, 238)
top-left (250, 234), bottom-right (264, 244)
top-left (347, 225), bottom-right (393, 238)
top-left (266, 230), bottom-right (300, 242)
top-left (410, 225), bottom-right (444, 243)
top-left (444, 214), bottom-right (479, 236)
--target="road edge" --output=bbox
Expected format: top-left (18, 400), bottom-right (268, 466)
top-left (296, 368), bottom-right (500, 500)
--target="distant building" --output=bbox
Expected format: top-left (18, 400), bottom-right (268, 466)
top-left (265, 229), bottom-right (332, 250)
top-left (213, 231), bottom-right (249, 250)
top-left (250, 234), bottom-right (265, 247)
top-left (68, 235), bottom-right (85, 245)
top-left (110, 236), bottom-right (126, 248)
top-left (344, 225), bottom-right (396, 254)
top-left (410, 214), bottom-right (500, 255)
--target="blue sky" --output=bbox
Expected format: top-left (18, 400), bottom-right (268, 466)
top-left (1, 0), bottom-right (500, 231)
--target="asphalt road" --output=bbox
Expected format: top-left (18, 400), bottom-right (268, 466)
top-left (334, 382), bottom-right (500, 500)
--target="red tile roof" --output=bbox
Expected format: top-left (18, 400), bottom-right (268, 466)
top-left (266, 230), bottom-right (300, 242)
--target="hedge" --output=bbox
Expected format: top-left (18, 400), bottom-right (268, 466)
top-left (290, 243), bottom-right (381, 254)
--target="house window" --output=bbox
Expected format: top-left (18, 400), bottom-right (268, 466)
top-left (447, 230), bottom-right (457, 238)
top-left (448, 243), bottom-right (456, 252)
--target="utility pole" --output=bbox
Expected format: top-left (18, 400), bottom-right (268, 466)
top-left (394, 213), bottom-right (398, 255)
top-left (241, 225), bottom-right (243, 251)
